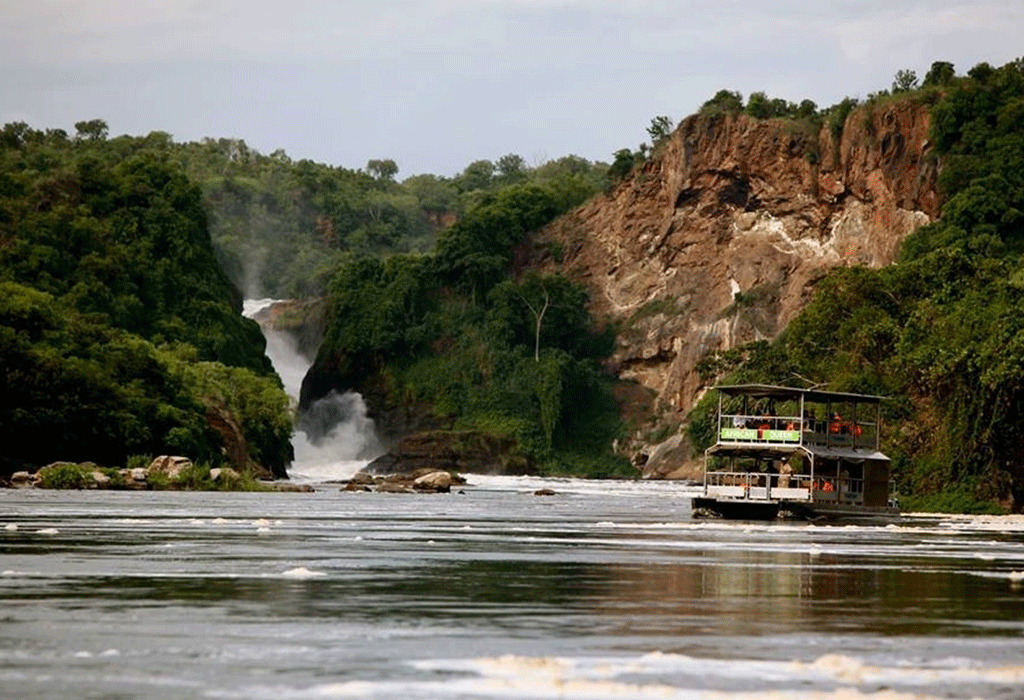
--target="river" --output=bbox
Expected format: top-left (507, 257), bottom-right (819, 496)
top-left (2, 477), bottom-right (1023, 699)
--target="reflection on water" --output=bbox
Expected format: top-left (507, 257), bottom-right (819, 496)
top-left (2, 480), bottom-right (1023, 699)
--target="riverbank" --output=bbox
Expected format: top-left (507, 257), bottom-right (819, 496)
top-left (1, 458), bottom-right (469, 495)
top-left (2, 457), bottom-right (312, 492)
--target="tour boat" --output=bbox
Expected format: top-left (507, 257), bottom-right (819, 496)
top-left (692, 384), bottom-right (900, 521)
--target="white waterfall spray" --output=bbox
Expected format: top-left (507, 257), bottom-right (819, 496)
top-left (244, 299), bottom-right (382, 482)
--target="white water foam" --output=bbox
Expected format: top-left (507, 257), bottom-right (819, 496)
top-left (244, 299), bottom-right (383, 482)
top-left (211, 651), bottom-right (1024, 699)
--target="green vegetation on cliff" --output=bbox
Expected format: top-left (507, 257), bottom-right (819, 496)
top-left (0, 123), bottom-right (292, 477)
top-left (691, 58), bottom-right (1024, 511)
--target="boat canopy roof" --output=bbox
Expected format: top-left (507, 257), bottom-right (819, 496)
top-left (707, 442), bottom-right (890, 463)
top-left (713, 383), bottom-right (887, 405)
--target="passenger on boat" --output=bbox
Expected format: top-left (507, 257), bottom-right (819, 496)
top-left (805, 409), bottom-right (816, 431)
top-left (829, 412), bottom-right (844, 434)
top-left (778, 460), bottom-right (792, 488)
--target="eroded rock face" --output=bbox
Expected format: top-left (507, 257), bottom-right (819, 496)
top-left (530, 105), bottom-right (938, 477)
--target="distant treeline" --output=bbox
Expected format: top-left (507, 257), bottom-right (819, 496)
top-left (176, 141), bottom-right (610, 299)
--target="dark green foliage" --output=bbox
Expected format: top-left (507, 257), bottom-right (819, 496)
top-left (700, 90), bottom-right (744, 115)
top-left (436, 185), bottom-right (559, 300)
top-left (171, 463), bottom-right (214, 490)
top-left (892, 69), bottom-right (920, 93)
top-left (366, 158), bottom-right (399, 182)
top-left (608, 148), bottom-right (643, 182)
top-left (495, 153), bottom-right (529, 186)
top-left (181, 140), bottom-right (429, 299)
top-left (531, 155), bottom-right (610, 212)
top-left (0, 124), bottom-right (293, 476)
top-left (316, 180), bottom-right (626, 475)
top-left (746, 92), bottom-right (792, 119)
top-left (697, 90), bottom-right (819, 122)
top-left (321, 255), bottom-right (438, 359)
top-left (923, 61), bottom-right (956, 87)
top-left (646, 115), bottom-right (674, 146)
top-left (486, 274), bottom-right (600, 360)
top-left (795, 99), bottom-right (818, 120)
top-left (175, 138), bottom-right (610, 300)
top-left (825, 97), bottom-right (860, 139)
top-left (37, 463), bottom-right (94, 489)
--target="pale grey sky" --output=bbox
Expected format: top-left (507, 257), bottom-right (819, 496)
top-left (2, 0), bottom-right (1021, 176)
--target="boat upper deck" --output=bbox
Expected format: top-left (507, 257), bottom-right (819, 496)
top-left (709, 383), bottom-right (885, 455)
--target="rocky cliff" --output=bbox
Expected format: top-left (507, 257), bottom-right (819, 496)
top-left (528, 102), bottom-right (940, 477)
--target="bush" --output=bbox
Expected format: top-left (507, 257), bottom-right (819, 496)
top-left (126, 454), bottom-right (151, 470)
top-left (899, 488), bottom-right (1007, 514)
top-left (171, 463), bottom-right (214, 490)
top-left (213, 469), bottom-right (270, 492)
top-left (37, 463), bottom-right (93, 489)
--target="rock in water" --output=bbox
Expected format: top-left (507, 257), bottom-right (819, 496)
top-left (413, 471), bottom-right (453, 493)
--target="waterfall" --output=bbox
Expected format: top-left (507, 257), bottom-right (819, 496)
top-left (244, 299), bottom-right (382, 482)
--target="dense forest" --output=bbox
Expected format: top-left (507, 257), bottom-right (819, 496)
top-left (0, 123), bottom-right (292, 478)
top-left (689, 59), bottom-right (1024, 512)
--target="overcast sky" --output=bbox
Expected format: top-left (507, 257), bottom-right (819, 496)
top-left (2, 1), bottom-right (1021, 177)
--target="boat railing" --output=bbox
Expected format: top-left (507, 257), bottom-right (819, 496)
top-left (705, 471), bottom-right (812, 502)
top-left (811, 477), bottom-right (864, 505)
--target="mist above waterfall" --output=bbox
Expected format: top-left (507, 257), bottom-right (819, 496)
top-left (293, 389), bottom-right (382, 469)
top-left (244, 299), bottom-right (383, 481)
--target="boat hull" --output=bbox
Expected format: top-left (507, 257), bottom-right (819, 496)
top-left (692, 497), bottom-right (899, 522)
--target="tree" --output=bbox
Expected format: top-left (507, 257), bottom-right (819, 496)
top-left (746, 92), bottom-right (772, 119)
top-left (892, 69), bottom-right (919, 93)
top-left (366, 158), bottom-right (399, 182)
top-left (608, 148), bottom-right (639, 181)
top-left (457, 159), bottom-right (495, 192)
top-left (700, 90), bottom-right (744, 115)
top-left (496, 153), bottom-right (529, 185)
top-left (646, 115), bottom-right (674, 146)
top-left (923, 61), bottom-right (956, 87)
top-left (74, 119), bottom-right (109, 141)
top-left (796, 99), bottom-right (818, 120)
top-left (520, 279), bottom-right (550, 362)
